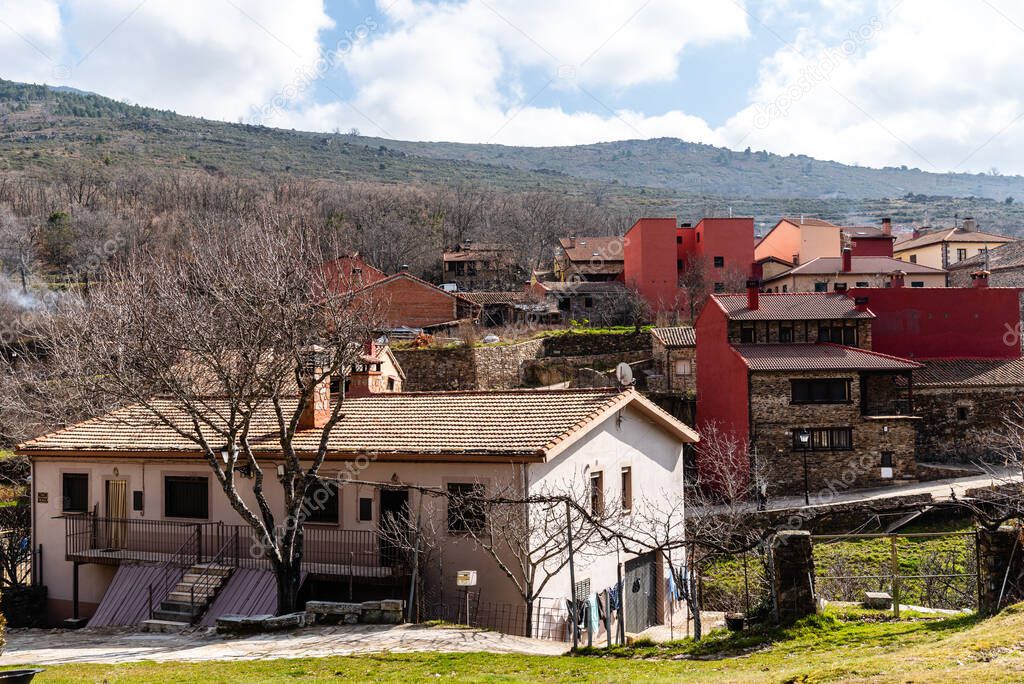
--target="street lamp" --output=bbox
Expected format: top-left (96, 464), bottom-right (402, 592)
top-left (797, 429), bottom-right (811, 506)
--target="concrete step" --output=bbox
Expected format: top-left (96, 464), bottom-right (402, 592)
top-left (187, 564), bottom-right (232, 577)
top-left (141, 618), bottom-right (189, 633)
top-left (157, 601), bottom-right (205, 619)
top-left (167, 590), bottom-right (215, 604)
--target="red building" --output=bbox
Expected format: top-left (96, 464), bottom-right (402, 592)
top-left (622, 216), bottom-right (755, 313)
top-left (844, 219), bottom-right (896, 258)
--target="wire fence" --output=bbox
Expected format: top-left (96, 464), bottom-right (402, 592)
top-left (421, 591), bottom-right (571, 641)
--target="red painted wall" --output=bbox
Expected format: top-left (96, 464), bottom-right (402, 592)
top-left (623, 218), bottom-right (681, 312)
top-left (849, 286), bottom-right (1022, 359)
top-left (694, 217), bottom-right (755, 280)
top-left (849, 237), bottom-right (894, 258)
top-left (695, 300), bottom-right (751, 484)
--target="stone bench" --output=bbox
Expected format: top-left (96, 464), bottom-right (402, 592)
top-left (864, 591), bottom-right (893, 609)
top-left (216, 612), bottom-right (309, 635)
top-left (305, 599), bottom-right (404, 626)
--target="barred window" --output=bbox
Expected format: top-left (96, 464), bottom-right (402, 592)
top-left (792, 428), bottom-right (853, 451)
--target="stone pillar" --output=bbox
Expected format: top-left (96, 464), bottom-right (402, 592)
top-left (771, 530), bottom-right (816, 623)
top-left (978, 526), bottom-right (1024, 615)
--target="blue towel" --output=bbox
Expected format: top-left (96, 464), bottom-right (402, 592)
top-left (608, 583), bottom-right (621, 611)
top-left (587, 593), bottom-right (600, 633)
top-left (667, 569), bottom-right (679, 601)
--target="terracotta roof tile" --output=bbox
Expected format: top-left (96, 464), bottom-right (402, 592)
top-left (914, 358), bottom-right (1024, 387)
top-left (558, 236), bottom-right (624, 264)
top-left (732, 343), bottom-right (921, 372)
top-left (948, 240), bottom-right (1024, 272)
top-left (651, 326), bottom-right (696, 347)
top-left (460, 291), bottom-right (532, 306)
top-left (712, 293), bottom-right (874, 321)
top-left (894, 228), bottom-right (1014, 251)
top-left (18, 388), bottom-right (698, 458)
top-left (767, 256), bottom-right (944, 278)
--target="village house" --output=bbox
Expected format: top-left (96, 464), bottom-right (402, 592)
top-left (893, 218), bottom-right (1014, 269)
top-left (695, 289), bottom-right (921, 498)
top-left (19, 385), bottom-right (697, 638)
top-left (459, 291), bottom-right (548, 327)
top-left (442, 242), bottom-right (519, 291)
top-left (754, 217), bottom-right (841, 266)
top-left (947, 240), bottom-right (1024, 287)
top-left (530, 280), bottom-right (629, 325)
top-left (648, 326), bottom-right (697, 396)
top-left (843, 219), bottom-right (896, 257)
top-left (761, 250), bottom-right (947, 292)
top-left (348, 271), bottom-right (482, 334)
top-left (553, 236), bottom-right (624, 282)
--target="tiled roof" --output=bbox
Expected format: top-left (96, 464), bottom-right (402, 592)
top-left (352, 272), bottom-right (480, 309)
top-left (651, 326), bottom-right (696, 347)
top-left (732, 343), bottom-right (921, 372)
top-left (779, 217), bottom-right (837, 227)
top-left (558, 236), bottom-right (624, 264)
top-left (894, 228), bottom-right (1014, 251)
top-left (842, 226), bottom-right (895, 240)
top-left (18, 388), bottom-right (698, 458)
top-left (948, 240), bottom-right (1024, 272)
top-left (460, 291), bottom-right (532, 306)
top-left (712, 293), bottom-right (875, 320)
top-left (766, 256), bottom-right (944, 278)
top-left (913, 358), bottom-right (1024, 387)
top-left (538, 280), bottom-right (625, 294)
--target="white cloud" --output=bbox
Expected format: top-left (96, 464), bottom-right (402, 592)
top-left (0, 0), bottom-right (64, 84)
top-left (721, 0), bottom-right (1024, 174)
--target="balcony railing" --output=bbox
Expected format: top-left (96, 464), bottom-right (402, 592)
top-left (862, 398), bottom-right (913, 417)
top-left (64, 513), bottom-right (403, 579)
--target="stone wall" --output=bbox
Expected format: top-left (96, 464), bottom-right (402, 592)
top-left (726, 320), bottom-right (872, 349)
top-left (648, 342), bottom-right (696, 396)
top-left (771, 530), bottom-right (816, 623)
top-left (541, 331), bottom-right (651, 357)
top-left (978, 526), bottom-right (1024, 615)
top-left (750, 371), bottom-right (918, 496)
top-left (914, 385), bottom-right (1018, 463)
top-left (521, 350), bottom-right (650, 387)
top-left (394, 339), bottom-right (545, 391)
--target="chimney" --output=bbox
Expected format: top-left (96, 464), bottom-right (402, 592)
top-left (962, 217), bottom-right (977, 233)
top-left (889, 270), bottom-right (906, 289)
top-left (298, 346), bottom-right (332, 430)
top-left (568, 235), bottom-right (576, 248)
top-left (913, 225), bottom-right (929, 239)
top-left (792, 253), bottom-right (800, 266)
top-left (854, 296), bottom-right (870, 313)
top-left (841, 247), bottom-right (852, 273)
top-left (746, 279), bottom-right (760, 311)
top-left (363, 338), bottom-right (378, 359)
top-left (881, 217), bottom-right (892, 235)
top-left (971, 270), bottom-right (990, 288)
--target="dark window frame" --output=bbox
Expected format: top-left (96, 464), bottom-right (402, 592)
top-left (447, 482), bottom-right (486, 533)
top-left (713, 256), bottom-right (725, 268)
top-left (62, 472), bottom-right (89, 513)
top-left (620, 467), bottom-right (632, 512)
top-left (358, 496), bottom-right (373, 522)
top-left (790, 379), bottom-right (852, 404)
top-left (792, 427), bottom-right (853, 452)
top-left (304, 479), bottom-right (340, 525)
top-left (163, 476), bottom-right (209, 520)
top-left (590, 471), bottom-right (604, 516)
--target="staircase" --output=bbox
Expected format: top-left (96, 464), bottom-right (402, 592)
top-left (142, 563), bottom-right (233, 632)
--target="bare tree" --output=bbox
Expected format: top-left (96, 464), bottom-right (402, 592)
top-left (28, 214), bottom-right (381, 613)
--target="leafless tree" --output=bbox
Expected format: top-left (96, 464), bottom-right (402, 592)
top-left (26, 214), bottom-right (381, 613)
top-left (956, 401), bottom-right (1024, 528)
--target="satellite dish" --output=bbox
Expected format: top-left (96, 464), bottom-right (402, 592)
top-left (615, 362), bottom-right (634, 387)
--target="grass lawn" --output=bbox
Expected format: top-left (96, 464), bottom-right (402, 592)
top-left (20, 604), bottom-right (1024, 683)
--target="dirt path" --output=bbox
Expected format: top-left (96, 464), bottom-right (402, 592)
top-left (0, 624), bottom-right (567, 665)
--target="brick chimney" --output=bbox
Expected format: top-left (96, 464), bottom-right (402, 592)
top-left (298, 347), bottom-right (332, 430)
top-left (746, 279), bottom-right (760, 311)
top-left (889, 270), bottom-right (906, 289)
top-left (841, 247), bottom-right (852, 273)
top-left (881, 217), bottom-right (892, 235)
top-left (792, 253), bottom-right (800, 266)
top-left (913, 226), bottom-right (929, 239)
top-left (568, 235), bottom-right (576, 248)
top-left (962, 217), bottom-right (977, 233)
top-left (854, 296), bottom-right (870, 312)
top-left (971, 270), bottom-right (990, 288)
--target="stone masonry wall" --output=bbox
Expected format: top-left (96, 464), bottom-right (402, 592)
top-left (726, 319), bottom-right (872, 349)
top-left (394, 339), bottom-right (544, 391)
top-left (914, 385), bottom-right (1019, 463)
top-left (541, 331), bottom-right (651, 357)
top-left (750, 371), bottom-right (917, 496)
top-left (978, 526), bottom-right (1024, 615)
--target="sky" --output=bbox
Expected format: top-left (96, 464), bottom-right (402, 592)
top-left (2, 0), bottom-right (1024, 174)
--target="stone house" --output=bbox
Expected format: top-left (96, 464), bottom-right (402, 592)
top-left (893, 219), bottom-right (1014, 269)
top-left (442, 242), bottom-right (519, 291)
top-left (947, 240), bottom-right (1024, 288)
top-left (553, 236), bottom-right (624, 282)
top-left (649, 326), bottom-right (697, 396)
top-left (19, 386), bottom-right (697, 637)
top-left (695, 289), bottom-right (921, 497)
top-left (761, 252), bottom-right (946, 293)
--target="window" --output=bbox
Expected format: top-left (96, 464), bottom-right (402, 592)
top-left (791, 379), bottom-right (851, 404)
top-left (911, 281), bottom-right (925, 288)
top-left (358, 497), bottom-right (373, 522)
top-left (909, 255), bottom-right (917, 264)
top-left (713, 282), bottom-right (725, 293)
top-left (956, 406), bottom-right (969, 421)
top-left (164, 476), bottom-right (208, 519)
top-left (62, 473), bottom-right (89, 513)
top-left (676, 235), bottom-right (682, 244)
top-left (818, 323), bottom-right (857, 345)
top-left (584, 296), bottom-right (594, 308)
top-left (677, 259), bottom-right (683, 270)
top-left (620, 467), bottom-right (632, 512)
top-left (740, 323), bottom-right (755, 343)
top-left (814, 282), bottom-right (828, 292)
top-left (132, 490), bottom-right (144, 512)
top-left (782, 285), bottom-right (788, 293)
top-left (713, 256), bottom-right (725, 268)
top-left (387, 378), bottom-right (396, 391)
top-left (674, 359), bottom-right (692, 376)
top-left (304, 479), bottom-right (340, 524)
top-left (779, 323), bottom-right (794, 343)
top-left (792, 428), bottom-right (853, 451)
top-left (957, 248), bottom-right (967, 262)
top-left (855, 281), bottom-right (869, 287)
top-left (589, 471), bottom-right (604, 516)
top-left (447, 483), bottom-right (486, 533)
top-left (880, 452), bottom-right (894, 468)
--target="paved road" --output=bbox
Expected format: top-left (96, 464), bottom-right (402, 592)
top-left (0, 623), bottom-right (567, 665)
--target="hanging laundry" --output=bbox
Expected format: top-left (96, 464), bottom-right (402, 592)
top-left (587, 593), bottom-right (600, 633)
top-left (608, 582), bottom-right (622, 611)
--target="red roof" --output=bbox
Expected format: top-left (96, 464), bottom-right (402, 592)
top-left (765, 256), bottom-right (944, 278)
top-left (557, 236), bottom-right (624, 264)
top-left (712, 293), bottom-right (874, 321)
top-left (732, 343), bottom-right (921, 372)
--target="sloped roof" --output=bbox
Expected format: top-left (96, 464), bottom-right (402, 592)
top-left (843, 226), bottom-right (896, 240)
top-left (894, 228), bottom-right (1014, 251)
top-left (948, 240), bottom-right (1024, 272)
top-left (711, 293), bottom-right (874, 321)
top-left (352, 271), bottom-right (480, 310)
top-left (651, 326), bottom-right (696, 347)
top-left (779, 217), bottom-right (837, 227)
top-left (913, 358), bottom-right (1024, 387)
top-left (460, 291), bottom-right (532, 306)
top-left (732, 343), bottom-right (921, 372)
top-left (18, 388), bottom-right (698, 459)
top-left (557, 236), bottom-right (624, 264)
top-left (537, 280), bottom-right (625, 295)
top-left (765, 256), bottom-right (944, 279)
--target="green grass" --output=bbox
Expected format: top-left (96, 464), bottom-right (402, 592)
top-left (19, 605), bottom-right (1024, 682)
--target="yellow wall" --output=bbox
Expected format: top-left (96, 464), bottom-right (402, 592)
top-left (894, 241), bottom-right (1004, 270)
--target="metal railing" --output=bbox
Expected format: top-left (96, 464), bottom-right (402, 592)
top-left (65, 513), bottom-right (399, 578)
top-left (862, 398), bottom-right (913, 416)
top-left (186, 528), bottom-right (240, 623)
top-left (148, 527), bottom-right (200, 619)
